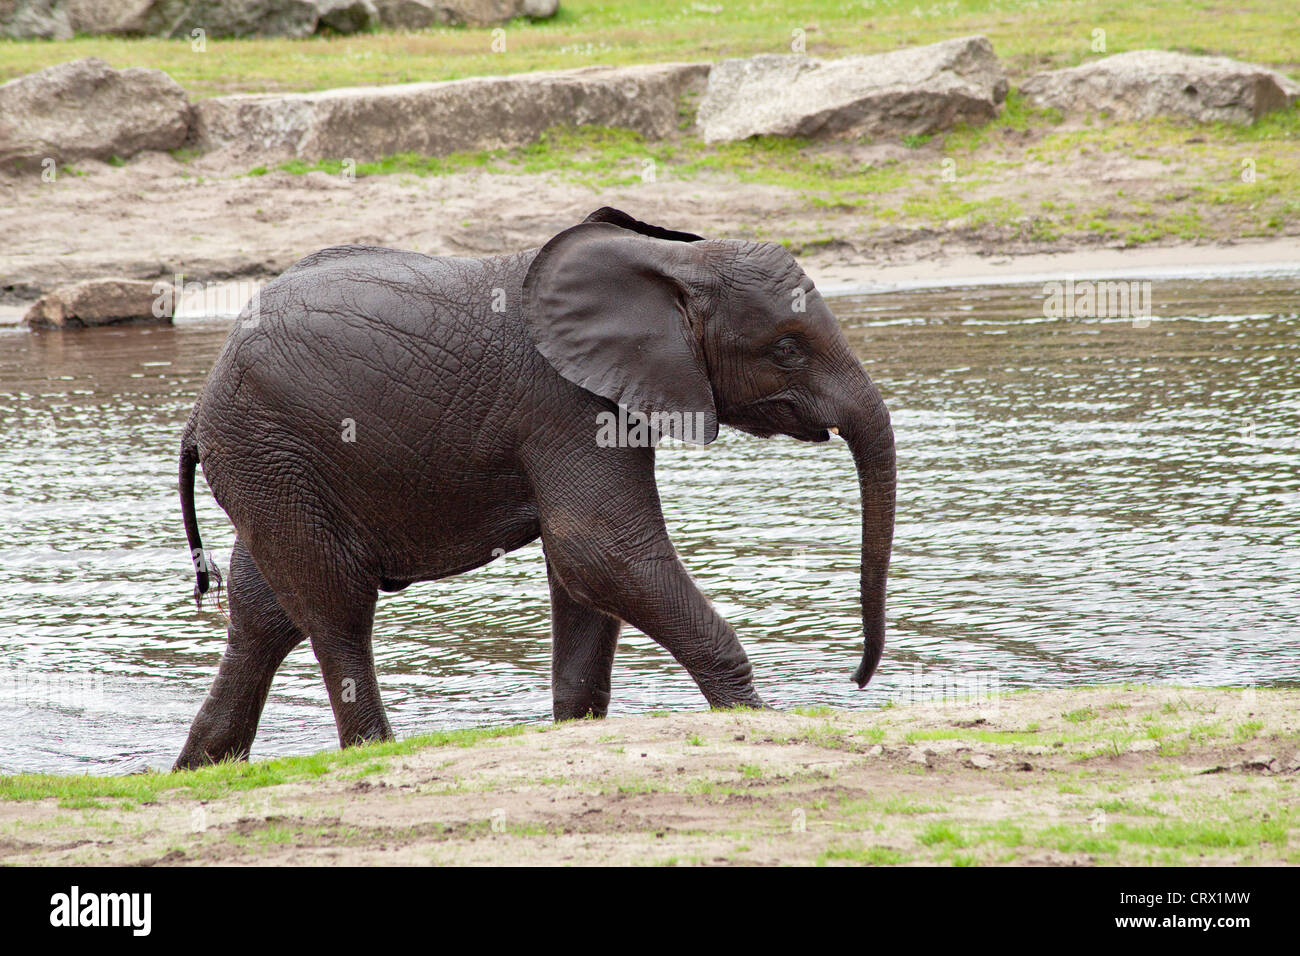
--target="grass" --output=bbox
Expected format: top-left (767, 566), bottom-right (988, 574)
top-left (2, 686), bottom-right (1295, 865)
top-left (233, 89), bottom-right (1299, 249)
top-left (818, 845), bottom-right (910, 865)
top-left (4, 3), bottom-right (1297, 251)
top-left (2, 0), bottom-right (1297, 97)
top-left (0, 724), bottom-right (529, 805)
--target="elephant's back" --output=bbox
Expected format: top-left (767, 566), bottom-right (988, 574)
top-left (193, 244), bottom-right (549, 536)
top-left (202, 244), bottom-right (541, 418)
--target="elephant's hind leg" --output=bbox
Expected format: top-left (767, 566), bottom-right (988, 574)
top-left (174, 540), bottom-right (306, 770)
top-left (306, 589), bottom-right (394, 749)
top-left (547, 559), bottom-right (621, 720)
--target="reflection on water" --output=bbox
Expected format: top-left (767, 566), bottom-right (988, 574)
top-left (0, 277), bottom-right (1297, 773)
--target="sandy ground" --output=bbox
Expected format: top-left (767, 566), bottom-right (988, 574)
top-left (3, 145), bottom-right (1297, 318)
top-left (2, 686), bottom-right (1296, 866)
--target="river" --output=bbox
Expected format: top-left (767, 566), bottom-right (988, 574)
top-left (0, 273), bottom-right (1296, 773)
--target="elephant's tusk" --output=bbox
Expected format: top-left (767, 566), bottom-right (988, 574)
top-left (829, 426), bottom-right (840, 435)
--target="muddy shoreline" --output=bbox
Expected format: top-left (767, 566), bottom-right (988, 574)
top-left (3, 145), bottom-right (1297, 317)
top-left (1, 687), bottom-right (1295, 866)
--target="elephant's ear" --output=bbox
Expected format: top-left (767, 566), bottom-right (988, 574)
top-left (524, 221), bottom-right (719, 445)
top-left (581, 206), bottom-right (706, 243)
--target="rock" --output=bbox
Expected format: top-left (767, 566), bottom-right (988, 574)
top-left (376, 0), bottom-right (558, 26)
top-left (371, 0), bottom-right (440, 28)
top-left (696, 35), bottom-right (1007, 143)
top-left (2, 0), bottom-right (555, 36)
top-left (966, 753), bottom-right (995, 769)
top-left (0, 58), bottom-right (193, 174)
top-left (195, 61), bottom-right (709, 162)
top-left (23, 279), bottom-right (175, 328)
top-left (1019, 50), bottom-right (1300, 125)
top-left (316, 0), bottom-right (378, 33)
top-left (0, 0), bottom-right (70, 38)
top-left (62, 0), bottom-right (152, 34)
top-left (134, 0), bottom-right (324, 38)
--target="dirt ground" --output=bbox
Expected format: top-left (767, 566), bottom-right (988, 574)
top-left (1, 686), bottom-right (1295, 866)
top-left (3, 130), bottom-right (1297, 313)
top-left (0, 150), bottom-right (926, 301)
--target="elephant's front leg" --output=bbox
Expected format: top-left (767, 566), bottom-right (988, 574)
top-left (546, 558), bottom-right (621, 720)
top-left (533, 462), bottom-right (764, 710)
top-left (601, 548), bottom-right (764, 710)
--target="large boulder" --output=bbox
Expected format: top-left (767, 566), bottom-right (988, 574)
top-left (0, 58), bottom-right (193, 174)
top-left (696, 35), bottom-right (1008, 143)
top-left (372, 0), bottom-right (439, 27)
top-left (373, 0), bottom-right (556, 27)
top-left (129, 0), bottom-right (331, 38)
top-left (1, 0), bottom-right (555, 36)
top-left (23, 278), bottom-right (175, 328)
top-left (195, 61), bottom-right (709, 162)
top-left (316, 0), bottom-right (379, 33)
top-left (62, 0), bottom-right (154, 34)
top-left (1020, 51), bottom-right (1300, 125)
top-left (0, 0), bottom-right (70, 38)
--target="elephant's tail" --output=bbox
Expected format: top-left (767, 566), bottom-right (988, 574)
top-left (179, 411), bottom-right (217, 608)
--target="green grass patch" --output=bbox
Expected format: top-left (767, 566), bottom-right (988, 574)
top-left (1233, 720), bottom-right (1265, 742)
top-left (818, 845), bottom-right (910, 866)
top-left (917, 821), bottom-right (972, 848)
top-left (0, 724), bottom-right (529, 804)
top-left (4, 0), bottom-right (1296, 98)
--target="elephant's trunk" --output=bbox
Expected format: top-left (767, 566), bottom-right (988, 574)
top-left (840, 375), bottom-right (897, 688)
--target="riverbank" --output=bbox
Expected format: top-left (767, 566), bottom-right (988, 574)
top-left (2, 113), bottom-right (1298, 308)
top-left (2, 3), bottom-right (1297, 308)
top-left (1, 686), bottom-right (1295, 865)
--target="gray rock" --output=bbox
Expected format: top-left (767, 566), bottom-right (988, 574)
top-left (195, 61), bottom-right (709, 162)
top-left (2, 0), bottom-right (556, 35)
top-left (1020, 50), bottom-right (1300, 125)
top-left (316, 0), bottom-right (378, 33)
top-left (372, 0), bottom-right (441, 28)
top-left (0, 58), bottom-right (193, 174)
top-left (697, 35), bottom-right (1007, 143)
top-left (372, 0), bottom-right (442, 28)
top-left (134, 0), bottom-right (324, 38)
top-left (0, 0), bottom-right (71, 38)
top-left (23, 278), bottom-right (175, 328)
top-left (413, 0), bottom-right (558, 26)
top-left (63, 0), bottom-right (155, 34)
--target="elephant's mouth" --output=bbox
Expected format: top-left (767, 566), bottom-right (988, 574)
top-left (788, 426), bottom-right (835, 443)
top-left (730, 421), bottom-right (832, 443)
top-left (721, 391), bottom-right (833, 443)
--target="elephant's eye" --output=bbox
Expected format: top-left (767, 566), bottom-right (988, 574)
top-left (771, 335), bottom-right (805, 366)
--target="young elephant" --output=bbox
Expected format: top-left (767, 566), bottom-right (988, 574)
top-left (175, 207), bottom-right (896, 769)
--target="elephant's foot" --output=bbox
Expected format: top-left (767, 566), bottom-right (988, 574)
top-left (552, 685), bottom-right (611, 721)
top-left (173, 709), bottom-right (254, 771)
top-left (335, 707), bottom-right (395, 749)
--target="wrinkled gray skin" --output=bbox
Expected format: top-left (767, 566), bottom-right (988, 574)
top-left (174, 208), bottom-right (896, 770)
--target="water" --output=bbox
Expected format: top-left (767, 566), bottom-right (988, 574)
top-left (1, 276), bottom-right (1297, 774)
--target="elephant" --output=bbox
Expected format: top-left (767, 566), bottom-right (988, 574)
top-left (173, 207), bottom-right (896, 770)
